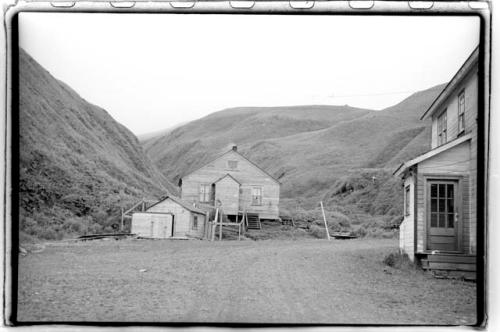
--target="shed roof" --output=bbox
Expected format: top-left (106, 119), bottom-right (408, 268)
top-left (420, 46), bottom-right (479, 120)
top-left (147, 195), bottom-right (207, 215)
top-left (393, 133), bottom-right (472, 177)
top-left (180, 148), bottom-right (280, 185)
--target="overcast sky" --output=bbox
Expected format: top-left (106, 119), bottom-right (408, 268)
top-left (19, 13), bottom-right (479, 136)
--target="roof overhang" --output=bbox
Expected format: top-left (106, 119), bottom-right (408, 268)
top-left (393, 133), bottom-right (472, 177)
top-left (420, 47), bottom-right (479, 121)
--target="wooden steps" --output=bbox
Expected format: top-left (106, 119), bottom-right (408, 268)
top-left (420, 253), bottom-right (476, 281)
top-left (246, 213), bottom-right (261, 230)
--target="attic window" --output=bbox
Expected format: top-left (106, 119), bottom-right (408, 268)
top-left (227, 160), bottom-right (238, 169)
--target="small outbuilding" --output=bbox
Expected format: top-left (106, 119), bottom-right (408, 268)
top-left (131, 195), bottom-right (208, 239)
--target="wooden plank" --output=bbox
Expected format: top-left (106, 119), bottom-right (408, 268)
top-left (428, 262), bottom-right (476, 272)
top-left (429, 236), bottom-right (456, 244)
top-left (427, 255), bottom-right (476, 264)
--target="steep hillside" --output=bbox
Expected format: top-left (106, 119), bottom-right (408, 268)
top-left (18, 48), bottom-right (176, 239)
top-left (144, 84), bottom-right (445, 230)
top-left (145, 105), bottom-right (373, 183)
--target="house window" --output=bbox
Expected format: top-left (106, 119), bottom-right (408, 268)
top-left (251, 187), bottom-right (262, 206)
top-left (192, 215), bottom-right (198, 230)
top-left (458, 90), bottom-right (465, 134)
top-left (437, 110), bottom-right (447, 146)
top-left (404, 186), bottom-right (410, 216)
top-left (199, 184), bottom-right (211, 203)
top-left (227, 160), bottom-right (238, 169)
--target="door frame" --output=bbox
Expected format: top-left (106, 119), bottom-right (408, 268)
top-left (422, 174), bottom-right (464, 253)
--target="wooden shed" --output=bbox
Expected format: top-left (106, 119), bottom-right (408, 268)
top-left (131, 195), bottom-right (207, 239)
top-left (178, 145), bottom-right (280, 221)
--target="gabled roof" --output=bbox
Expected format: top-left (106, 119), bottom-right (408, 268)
top-left (181, 148), bottom-right (280, 185)
top-left (214, 173), bottom-right (241, 185)
top-left (147, 195), bottom-right (207, 215)
top-left (420, 46), bottom-right (479, 120)
top-left (393, 133), bottom-right (472, 177)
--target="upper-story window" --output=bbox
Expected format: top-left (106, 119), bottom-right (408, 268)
top-left (458, 90), bottom-right (465, 134)
top-left (437, 110), bottom-right (447, 146)
top-left (199, 184), bottom-right (211, 203)
top-left (227, 160), bottom-right (238, 169)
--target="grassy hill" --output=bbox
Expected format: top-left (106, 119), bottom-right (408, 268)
top-left (144, 85), bottom-right (445, 236)
top-left (19, 48), bottom-right (176, 240)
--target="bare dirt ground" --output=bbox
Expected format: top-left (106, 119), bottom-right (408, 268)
top-left (17, 238), bottom-right (476, 324)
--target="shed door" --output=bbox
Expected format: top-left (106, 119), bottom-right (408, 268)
top-left (151, 214), bottom-right (173, 238)
top-left (427, 181), bottom-right (459, 251)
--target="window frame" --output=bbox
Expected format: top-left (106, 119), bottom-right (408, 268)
top-left (199, 184), bottom-right (211, 203)
top-left (458, 89), bottom-right (465, 135)
top-left (437, 109), bottom-right (447, 146)
top-left (251, 186), bottom-right (263, 206)
top-left (404, 185), bottom-right (411, 217)
top-left (227, 160), bottom-right (238, 170)
top-left (192, 215), bottom-right (198, 230)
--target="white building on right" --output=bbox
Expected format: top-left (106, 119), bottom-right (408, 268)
top-left (394, 47), bottom-right (479, 278)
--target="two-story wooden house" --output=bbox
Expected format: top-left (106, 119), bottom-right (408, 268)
top-left (394, 47), bottom-right (479, 278)
top-left (178, 146), bottom-right (280, 221)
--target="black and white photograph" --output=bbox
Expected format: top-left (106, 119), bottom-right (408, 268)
top-left (5, 2), bottom-right (491, 326)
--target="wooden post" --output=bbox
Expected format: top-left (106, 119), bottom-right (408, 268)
top-left (120, 207), bottom-right (124, 232)
top-left (211, 208), bottom-right (219, 242)
top-left (320, 201), bottom-right (331, 241)
top-left (219, 211), bottom-right (222, 241)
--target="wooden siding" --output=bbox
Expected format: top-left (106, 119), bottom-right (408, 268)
top-left (147, 198), bottom-right (206, 238)
top-left (215, 175), bottom-right (240, 215)
top-left (181, 150), bottom-right (280, 219)
top-left (399, 175), bottom-right (415, 260)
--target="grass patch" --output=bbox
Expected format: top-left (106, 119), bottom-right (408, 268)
top-left (383, 251), bottom-right (415, 270)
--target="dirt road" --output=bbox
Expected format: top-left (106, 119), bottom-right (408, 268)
top-left (17, 238), bottom-right (476, 324)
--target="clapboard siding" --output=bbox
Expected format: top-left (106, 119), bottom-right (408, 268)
top-left (399, 175), bottom-right (415, 260)
top-left (181, 149), bottom-right (280, 219)
top-left (147, 198), bottom-right (206, 238)
top-left (416, 172), bottom-right (425, 253)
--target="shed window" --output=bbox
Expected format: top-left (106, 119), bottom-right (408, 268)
top-left (458, 90), bottom-right (465, 134)
top-left (199, 184), bottom-right (211, 203)
top-left (252, 187), bottom-right (262, 206)
top-left (404, 186), bottom-right (410, 216)
top-left (227, 160), bottom-right (238, 169)
top-left (437, 110), bottom-right (447, 146)
top-left (192, 215), bottom-right (198, 230)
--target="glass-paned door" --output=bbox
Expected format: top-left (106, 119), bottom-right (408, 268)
top-left (427, 180), bottom-right (459, 251)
